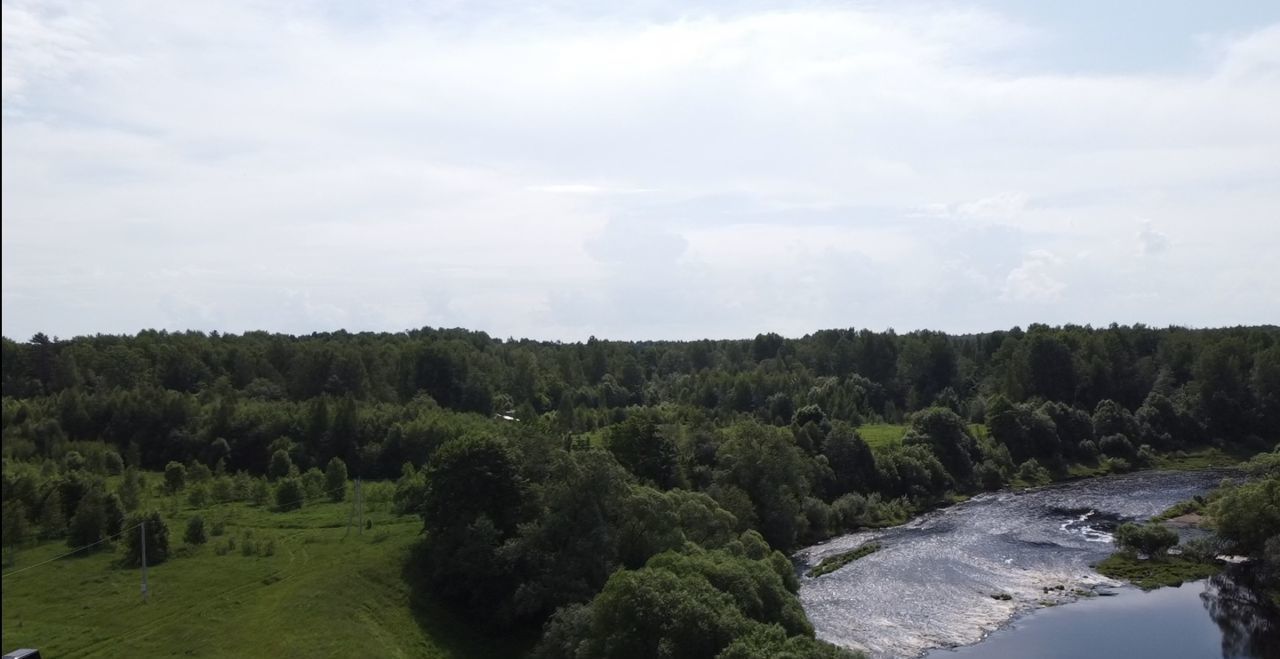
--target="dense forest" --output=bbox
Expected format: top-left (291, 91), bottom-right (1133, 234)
top-left (3, 324), bottom-right (1279, 657)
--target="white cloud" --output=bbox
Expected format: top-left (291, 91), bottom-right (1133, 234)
top-left (1136, 220), bottom-right (1171, 256)
top-left (1002, 250), bottom-right (1067, 303)
top-left (3, 2), bottom-right (1278, 339)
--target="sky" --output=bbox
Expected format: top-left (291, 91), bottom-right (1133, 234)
top-left (2, 0), bottom-right (1279, 342)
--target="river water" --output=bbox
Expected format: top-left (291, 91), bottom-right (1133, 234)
top-left (796, 470), bottom-right (1277, 658)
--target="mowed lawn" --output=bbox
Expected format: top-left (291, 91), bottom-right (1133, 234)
top-left (1, 483), bottom-right (522, 658)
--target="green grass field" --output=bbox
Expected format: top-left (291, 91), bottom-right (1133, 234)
top-left (1, 481), bottom-right (522, 658)
top-left (856, 423), bottom-right (987, 452)
top-left (856, 424), bottom-right (907, 450)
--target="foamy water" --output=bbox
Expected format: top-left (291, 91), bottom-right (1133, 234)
top-left (797, 470), bottom-right (1228, 658)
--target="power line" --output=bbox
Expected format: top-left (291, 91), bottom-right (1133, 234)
top-left (2, 521), bottom-right (144, 578)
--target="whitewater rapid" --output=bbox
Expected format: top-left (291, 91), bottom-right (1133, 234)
top-left (796, 470), bottom-right (1228, 658)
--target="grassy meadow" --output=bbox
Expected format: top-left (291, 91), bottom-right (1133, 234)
top-left (1, 477), bottom-right (522, 658)
top-left (858, 423), bottom-right (988, 452)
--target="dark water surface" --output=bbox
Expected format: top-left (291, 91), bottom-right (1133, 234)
top-left (796, 470), bottom-right (1277, 658)
top-left (927, 571), bottom-right (1279, 659)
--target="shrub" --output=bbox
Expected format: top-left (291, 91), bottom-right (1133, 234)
top-left (301, 468), bottom-right (326, 499)
top-left (1180, 537), bottom-right (1221, 563)
top-left (187, 484), bottom-right (208, 508)
top-left (1114, 522), bottom-right (1178, 558)
top-left (325, 458), bottom-right (348, 502)
top-left (164, 461), bottom-right (187, 494)
top-left (1135, 444), bottom-right (1158, 467)
top-left (104, 451), bottom-right (124, 475)
top-left (185, 516), bottom-right (207, 545)
top-left (832, 493), bottom-right (868, 530)
top-left (241, 533), bottom-right (257, 556)
top-left (63, 451), bottom-right (86, 472)
top-left (1102, 456), bottom-right (1133, 473)
top-left (188, 461), bottom-right (213, 483)
top-left (268, 449), bottom-right (293, 481)
top-left (211, 477), bottom-right (234, 503)
top-left (1016, 459), bottom-right (1051, 486)
top-left (250, 479), bottom-right (271, 507)
top-left (1099, 434), bottom-right (1135, 461)
top-left (975, 460), bottom-right (1006, 491)
top-left (275, 478), bottom-right (304, 512)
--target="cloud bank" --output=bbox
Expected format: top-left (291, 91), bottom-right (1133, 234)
top-left (3, 1), bottom-right (1278, 340)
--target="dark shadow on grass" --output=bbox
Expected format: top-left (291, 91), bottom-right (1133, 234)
top-left (401, 539), bottom-right (538, 658)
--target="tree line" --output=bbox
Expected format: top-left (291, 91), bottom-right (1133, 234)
top-left (3, 323), bottom-right (1278, 658)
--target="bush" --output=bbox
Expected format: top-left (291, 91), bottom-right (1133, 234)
top-left (164, 461), bottom-right (187, 494)
top-left (241, 532), bottom-right (257, 556)
top-left (211, 519), bottom-right (226, 536)
top-left (1180, 537), bottom-right (1221, 563)
top-left (268, 449), bottom-right (293, 481)
top-left (104, 451), bottom-right (124, 475)
top-left (325, 458), bottom-right (348, 502)
top-left (187, 484), bottom-right (209, 508)
top-left (63, 451), bottom-right (86, 472)
top-left (831, 493), bottom-right (868, 530)
top-left (275, 478), bottom-right (304, 512)
top-left (1016, 459), bottom-right (1051, 486)
top-left (975, 460), bottom-right (1006, 491)
top-left (1114, 522), bottom-right (1178, 558)
top-left (250, 479), bottom-right (271, 507)
top-left (1102, 456), bottom-right (1133, 473)
top-left (185, 516), bottom-right (207, 545)
top-left (1099, 434), bottom-right (1135, 461)
top-left (211, 477), bottom-right (234, 503)
top-left (188, 461), bottom-right (213, 483)
top-left (301, 468), bottom-right (325, 499)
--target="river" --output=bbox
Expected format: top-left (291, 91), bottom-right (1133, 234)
top-left (796, 470), bottom-right (1278, 658)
